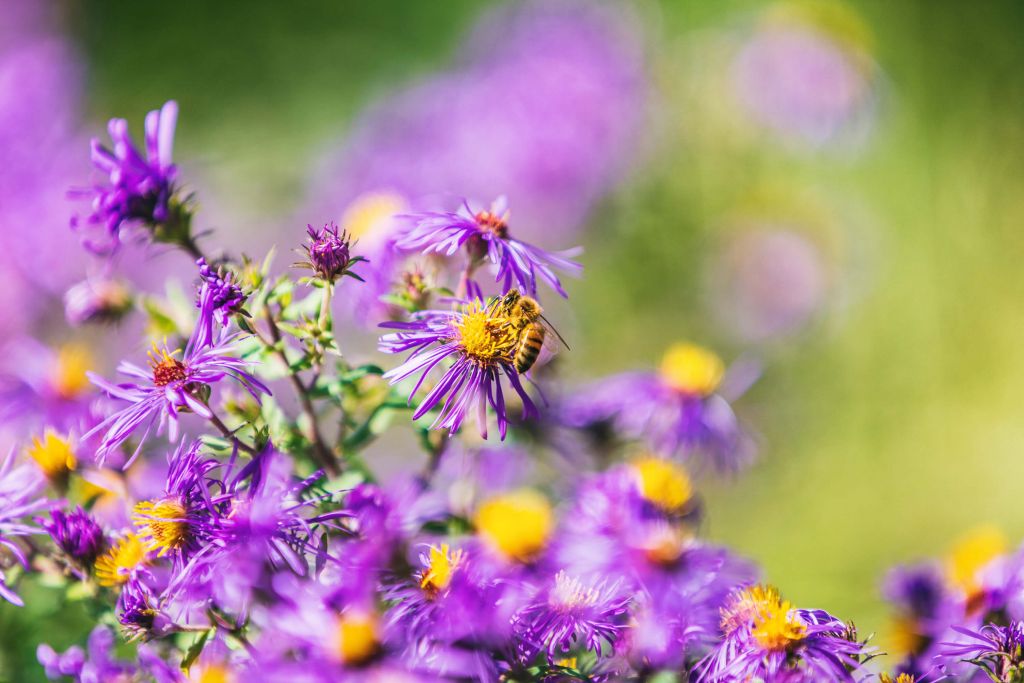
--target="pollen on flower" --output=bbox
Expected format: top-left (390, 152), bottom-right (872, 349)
top-left (341, 192), bottom-right (406, 243)
top-left (946, 524), bottom-right (1006, 599)
top-left (659, 343), bottom-right (725, 397)
top-left (27, 431), bottom-right (76, 482)
top-left (52, 344), bottom-right (94, 399)
top-left (721, 584), bottom-right (807, 651)
top-left (641, 525), bottom-right (690, 565)
top-left (148, 344), bottom-right (187, 386)
top-left (420, 543), bottom-right (464, 595)
top-left (94, 534), bottom-right (147, 587)
top-left (336, 611), bottom-right (379, 665)
top-left (474, 209), bottom-right (509, 238)
top-left (474, 489), bottom-right (553, 562)
top-left (189, 663), bottom-right (233, 683)
top-left (631, 456), bottom-right (692, 512)
top-left (549, 571), bottom-right (600, 612)
top-left (455, 304), bottom-right (518, 366)
top-left (133, 499), bottom-right (190, 556)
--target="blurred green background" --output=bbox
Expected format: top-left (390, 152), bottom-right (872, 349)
top-left (5, 0), bottom-right (1024, 680)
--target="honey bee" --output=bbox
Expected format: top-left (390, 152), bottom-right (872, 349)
top-left (495, 289), bottom-right (569, 374)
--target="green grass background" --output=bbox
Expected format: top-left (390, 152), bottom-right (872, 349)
top-left (4, 0), bottom-right (1024, 679)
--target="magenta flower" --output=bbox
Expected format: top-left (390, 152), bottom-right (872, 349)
top-left (0, 448), bottom-right (48, 606)
top-left (71, 100), bottom-right (180, 254)
top-left (397, 197), bottom-right (581, 299)
top-left (379, 297), bottom-right (538, 440)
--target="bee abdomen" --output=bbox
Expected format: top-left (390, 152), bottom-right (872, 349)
top-left (514, 324), bottom-right (545, 374)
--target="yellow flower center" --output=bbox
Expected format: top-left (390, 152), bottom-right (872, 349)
top-left (455, 304), bottom-right (518, 365)
top-left (341, 192), bottom-right (406, 244)
top-left (947, 524), bottom-right (1006, 600)
top-left (549, 572), bottom-right (599, 611)
top-left (886, 615), bottom-right (924, 659)
top-left (94, 534), bottom-right (147, 587)
top-left (27, 431), bottom-right (76, 482)
top-left (336, 612), bottom-right (379, 665)
top-left (879, 674), bottom-right (917, 683)
top-left (133, 499), bottom-right (190, 556)
top-left (641, 525), bottom-right (690, 565)
top-left (474, 210), bottom-right (510, 238)
top-left (474, 489), bottom-right (553, 563)
top-left (554, 657), bottom-right (578, 669)
top-left (148, 344), bottom-right (187, 387)
top-left (52, 344), bottom-right (93, 399)
top-left (659, 343), bottom-right (725, 397)
top-left (631, 456), bottom-right (692, 512)
top-left (722, 585), bottom-right (807, 651)
top-left (190, 663), bottom-right (233, 683)
top-left (420, 543), bottom-right (464, 595)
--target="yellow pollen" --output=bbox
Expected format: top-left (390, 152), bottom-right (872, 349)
top-left (52, 344), bottom-right (94, 399)
top-left (641, 525), bottom-right (690, 565)
top-left (336, 612), bottom-right (379, 665)
top-left (420, 543), bottom-right (464, 595)
top-left (947, 524), bottom-right (1007, 598)
top-left (722, 584), bottom-right (806, 651)
top-left (474, 489), bottom-right (553, 563)
top-left (340, 192), bottom-right (406, 243)
top-left (554, 657), bottom-right (578, 669)
top-left (475, 210), bottom-right (510, 238)
top-left (879, 674), bottom-right (917, 683)
top-left (550, 572), bottom-right (599, 611)
top-left (27, 431), bottom-right (76, 482)
top-left (659, 343), bottom-right (725, 397)
top-left (148, 343), bottom-right (187, 387)
top-left (455, 304), bottom-right (517, 365)
top-left (189, 663), bottom-right (233, 683)
top-left (631, 456), bottom-right (692, 512)
top-left (133, 499), bottom-right (190, 556)
top-left (94, 534), bottom-right (147, 587)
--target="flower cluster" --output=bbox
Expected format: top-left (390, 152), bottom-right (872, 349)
top-left (0, 83), bottom-right (991, 683)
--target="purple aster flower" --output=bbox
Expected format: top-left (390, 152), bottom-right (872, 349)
top-left (512, 570), bottom-right (629, 664)
top-left (38, 626), bottom-right (145, 682)
top-left (696, 585), bottom-right (871, 682)
top-left (84, 320), bottom-right (269, 465)
top-left (197, 257), bottom-right (246, 322)
top-left (379, 296), bottom-right (539, 439)
top-left (296, 222), bottom-right (366, 284)
top-left (731, 4), bottom-right (878, 150)
top-left (0, 447), bottom-right (47, 605)
top-left (71, 100), bottom-right (182, 254)
top-left (40, 505), bottom-right (106, 569)
top-left (559, 343), bottom-right (757, 472)
top-left (63, 276), bottom-right (133, 326)
top-left (937, 621), bottom-right (1024, 681)
top-left (398, 196), bottom-right (581, 299)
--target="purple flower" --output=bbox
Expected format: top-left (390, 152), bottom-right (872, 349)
top-left (63, 277), bottom-right (133, 326)
top-left (732, 7), bottom-right (877, 149)
top-left (40, 505), bottom-right (106, 569)
top-left (512, 571), bottom-right (629, 663)
top-left (937, 622), bottom-right (1024, 680)
top-left (84, 323), bottom-right (269, 465)
top-left (37, 626), bottom-right (147, 682)
top-left (71, 100), bottom-right (182, 253)
top-left (297, 222), bottom-right (366, 284)
top-left (197, 257), bottom-right (246, 323)
top-left (559, 343), bottom-right (757, 472)
top-left (398, 197), bottom-right (581, 299)
top-left (0, 448), bottom-right (47, 605)
top-left (379, 296), bottom-right (539, 439)
top-left (696, 585), bottom-right (871, 682)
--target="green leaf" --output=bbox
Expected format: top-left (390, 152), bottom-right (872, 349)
top-left (180, 630), bottom-right (211, 670)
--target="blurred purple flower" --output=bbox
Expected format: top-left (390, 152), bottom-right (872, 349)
top-left (937, 622), bottom-right (1024, 680)
top-left (0, 448), bottom-right (47, 605)
top-left (40, 505), bottom-right (106, 569)
top-left (71, 100), bottom-right (180, 254)
top-left (64, 277), bottom-right (133, 326)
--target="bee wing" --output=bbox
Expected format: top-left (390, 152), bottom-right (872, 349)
top-left (538, 314), bottom-right (570, 351)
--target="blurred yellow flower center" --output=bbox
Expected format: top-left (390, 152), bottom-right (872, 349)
top-left (148, 344), bottom-right (187, 387)
top-left (946, 525), bottom-right (1006, 597)
top-left (642, 526), bottom-right (689, 565)
top-left (133, 499), bottom-right (190, 556)
top-left (474, 489), bottom-right (552, 562)
top-left (886, 615), bottom-right (923, 659)
top-left (191, 663), bottom-right (232, 683)
top-left (659, 343), bottom-right (724, 396)
top-left (475, 210), bottom-right (510, 238)
top-left (27, 431), bottom-right (76, 481)
top-left (555, 657), bottom-right (578, 669)
top-left (336, 612), bottom-right (379, 665)
top-left (341, 192), bottom-right (406, 244)
top-left (94, 534), bottom-right (146, 587)
top-left (632, 456), bottom-right (692, 512)
top-left (879, 674), bottom-right (917, 683)
top-left (52, 344), bottom-right (93, 399)
top-left (420, 543), bottom-right (464, 595)
top-left (456, 305), bottom-right (517, 365)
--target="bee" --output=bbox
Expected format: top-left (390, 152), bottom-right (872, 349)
top-left (496, 289), bottom-right (569, 374)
